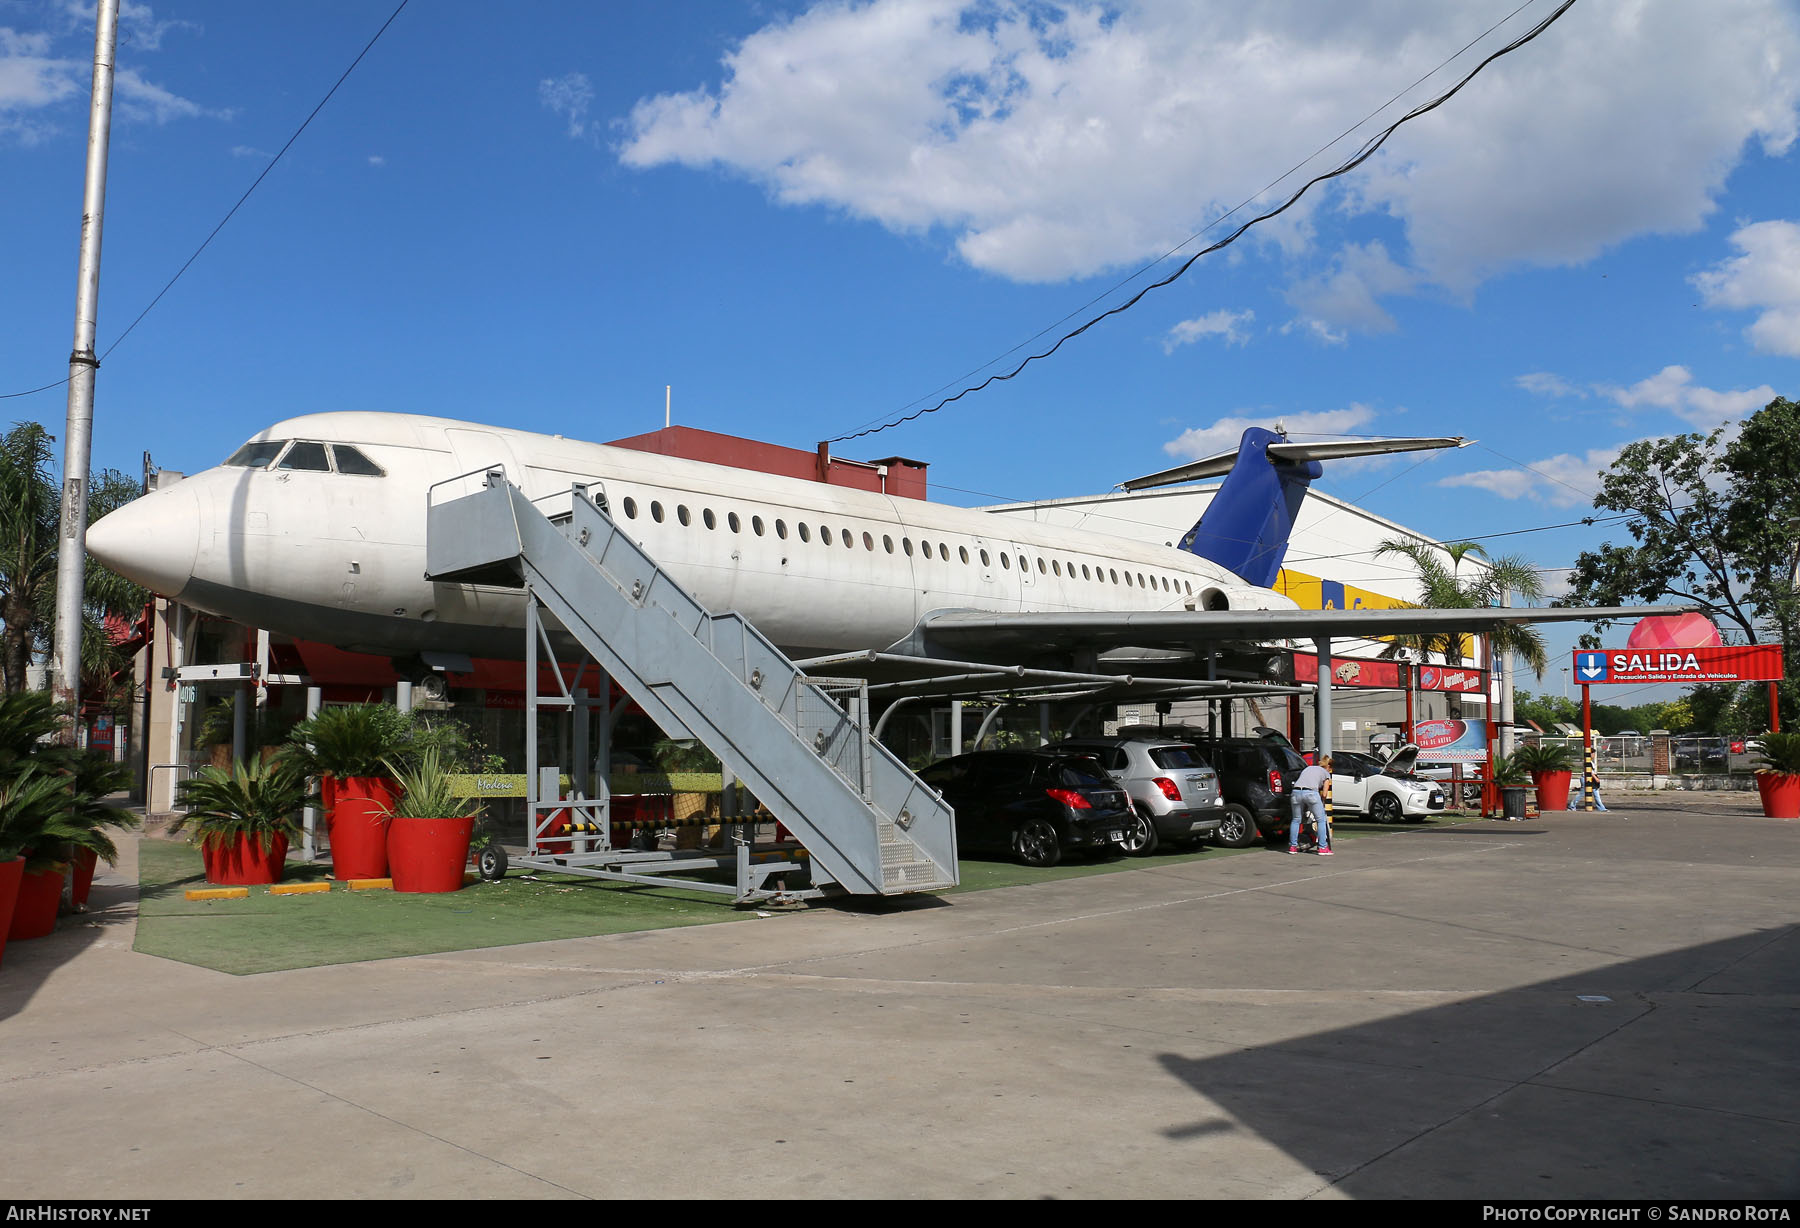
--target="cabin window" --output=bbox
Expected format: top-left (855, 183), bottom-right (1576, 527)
top-left (329, 445), bottom-right (385, 476)
top-left (1123, 572), bottom-right (1133, 587)
top-left (959, 546), bottom-right (969, 564)
top-left (862, 532), bottom-right (874, 551)
top-left (622, 497), bottom-right (638, 519)
top-left (651, 502), bottom-right (665, 523)
top-left (1082, 564), bottom-right (1091, 581)
top-left (1037, 558), bottom-right (1047, 574)
top-left (1016, 554), bottom-right (1026, 572)
top-left (1000, 553), bottom-right (1009, 569)
top-left (277, 442), bottom-right (330, 472)
top-left (702, 508), bottom-right (716, 530)
top-left (883, 535), bottom-right (894, 554)
top-left (225, 440), bottom-right (287, 468)
top-left (797, 523), bottom-right (810, 543)
top-left (776, 519), bottom-right (788, 539)
top-left (903, 538), bottom-right (914, 557)
top-left (1109, 568), bottom-right (1119, 584)
top-left (819, 526), bottom-right (833, 546)
top-left (677, 505), bottom-right (691, 527)
top-left (979, 549), bottom-right (990, 567)
top-left (1051, 560), bottom-right (1061, 577)
top-left (752, 515), bottom-right (764, 536)
top-left (843, 531), bottom-right (854, 550)
top-left (728, 512), bottom-right (740, 533)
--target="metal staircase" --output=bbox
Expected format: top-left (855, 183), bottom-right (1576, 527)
top-left (424, 472), bottom-right (958, 899)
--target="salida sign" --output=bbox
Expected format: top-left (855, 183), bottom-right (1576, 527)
top-left (1571, 644), bottom-right (1784, 685)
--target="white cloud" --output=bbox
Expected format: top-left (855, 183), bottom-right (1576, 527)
top-left (1284, 240), bottom-right (1415, 338)
top-left (540, 72), bottom-right (596, 141)
top-left (1162, 308), bottom-right (1253, 352)
top-left (616, 0), bottom-right (1800, 305)
top-left (367, 154), bottom-right (385, 167)
top-left (1439, 367), bottom-right (1779, 506)
top-left (1162, 405), bottom-right (1378, 463)
top-left (1516, 371), bottom-right (1585, 399)
top-left (1598, 365), bottom-right (1776, 431)
top-left (1692, 219), bottom-right (1800, 357)
top-left (1437, 447), bottom-right (1618, 509)
top-left (2, 9), bottom-right (207, 143)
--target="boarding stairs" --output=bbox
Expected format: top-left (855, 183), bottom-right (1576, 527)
top-left (424, 472), bottom-right (958, 899)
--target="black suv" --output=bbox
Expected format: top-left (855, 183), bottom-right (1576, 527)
top-left (1114, 725), bottom-right (1305, 847)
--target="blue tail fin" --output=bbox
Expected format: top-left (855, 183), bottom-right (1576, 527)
top-left (1175, 427), bottom-right (1319, 588)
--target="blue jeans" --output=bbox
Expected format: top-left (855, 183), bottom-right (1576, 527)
top-left (1290, 789), bottom-right (1330, 849)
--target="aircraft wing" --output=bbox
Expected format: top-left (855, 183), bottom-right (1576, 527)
top-left (894, 604), bottom-right (1674, 661)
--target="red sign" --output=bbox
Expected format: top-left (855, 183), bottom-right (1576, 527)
top-left (1293, 655), bottom-right (1402, 689)
top-left (1415, 665), bottom-right (1487, 694)
top-left (1571, 644), bottom-right (1785, 685)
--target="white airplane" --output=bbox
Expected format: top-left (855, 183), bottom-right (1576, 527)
top-left (84, 411), bottom-right (1642, 678)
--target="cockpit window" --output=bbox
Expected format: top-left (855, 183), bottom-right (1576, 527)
top-left (225, 440), bottom-right (287, 468)
top-left (329, 445), bottom-right (384, 476)
top-left (276, 441), bottom-right (330, 472)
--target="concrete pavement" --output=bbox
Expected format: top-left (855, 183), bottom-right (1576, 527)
top-left (1, 794), bottom-right (1796, 1200)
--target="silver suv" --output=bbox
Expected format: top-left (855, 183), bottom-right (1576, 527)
top-left (1050, 736), bottom-right (1224, 855)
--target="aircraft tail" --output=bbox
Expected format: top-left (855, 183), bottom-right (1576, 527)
top-left (1124, 428), bottom-right (1468, 589)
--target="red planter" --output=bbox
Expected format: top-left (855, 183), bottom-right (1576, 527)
top-left (328, 776), bottom-right (399, 880)
top-left (1756, 772), bottom-right (1800, 819)
top-left (387, 815), bottom-right (475, 893)
top-left (200, 832), bottom-right (290, 885)
top-left (1532, 769), bottom-right (1573, 812)
top-left (0, 857), bottom-right (23, 966)
top-left (8, 864), bottom-right (66, 941)
top-left (69, 846), bottom-right (99, 909)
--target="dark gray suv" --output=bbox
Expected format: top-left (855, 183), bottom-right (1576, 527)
top-left (1049, 736), bottom-right (1224, 855)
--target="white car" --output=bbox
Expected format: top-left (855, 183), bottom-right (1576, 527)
top-left (1327, 746), bottom-right (1446, 823)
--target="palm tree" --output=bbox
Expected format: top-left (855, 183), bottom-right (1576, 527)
top-left (1375, 539), bottom-right (1550, 676)
top-left (0, 421), bottom-right (147, 694)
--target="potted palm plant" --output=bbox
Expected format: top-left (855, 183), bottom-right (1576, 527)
top-left (1752, 732), bottom-right (1800, 819)
top-left (173, 755), bottom-right (309, 885)
top-left (1489, 753), bottom-right (1531, 820)
top-left (49, 749), bottom-right (139, 910)
top-left (287, 703), bottom-right (411, 879)
top-left (0, 768), bottom-right (92, 951)
top-left (380, 747), bottom-right (479, 893)
top-left (0, 692), bottom-right (86, 947)
top-left (1513, 741), bottom-right (1576, 812)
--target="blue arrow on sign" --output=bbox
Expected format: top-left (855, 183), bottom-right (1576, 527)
top-left (1575, 652), bottom-right (1609, 682)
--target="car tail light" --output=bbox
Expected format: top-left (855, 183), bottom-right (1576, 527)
top-left (1154, 777), bottom-right (1182, 801)
top-left (1045, 787), bottom-right (1091, 809)
top-left (1270, 769), bottom-right (1284, 794)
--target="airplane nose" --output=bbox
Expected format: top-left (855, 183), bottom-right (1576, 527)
top-left (87, 482), bottom-right (200, 599)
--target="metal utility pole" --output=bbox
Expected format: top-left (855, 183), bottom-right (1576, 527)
top-left (50, 0), bottom-right (119, 732)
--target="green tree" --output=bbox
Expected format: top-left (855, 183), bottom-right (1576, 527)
top-left (1562, 396), bottom-right (1800, 722)
top-left (1375, 539), bottom-right (1550, 675)
top-left (0, 421), bottom-right (147, 695)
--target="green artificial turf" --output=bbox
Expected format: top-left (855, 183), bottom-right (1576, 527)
top-left (134, 838), bottom-right (755, 975)
top-left (135, 817), bottom-right (1475, 974)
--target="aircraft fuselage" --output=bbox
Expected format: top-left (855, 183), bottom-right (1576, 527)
top-left (87, 412), bottom-right (1294, 660)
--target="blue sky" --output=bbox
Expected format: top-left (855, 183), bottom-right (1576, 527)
top-left (3, 0), bottom-right (1798, 696)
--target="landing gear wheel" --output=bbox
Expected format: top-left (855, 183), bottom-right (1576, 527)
top-left (1014, 818), bottom-right (1063, 868)
top-left (477, 843), bottom-right (509, 881)
top-left (1370, 793), bottom-right (1404, 824)
top-left (1213, 803), bottom-right (1259, 849)
top-left (1121, 806), bottom-right (1160, 856)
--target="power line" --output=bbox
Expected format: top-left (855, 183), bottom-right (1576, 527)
top-left (0, 1), bottom-right (411, 401)
top-left (828, 0), bottom-right (1581, 444)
